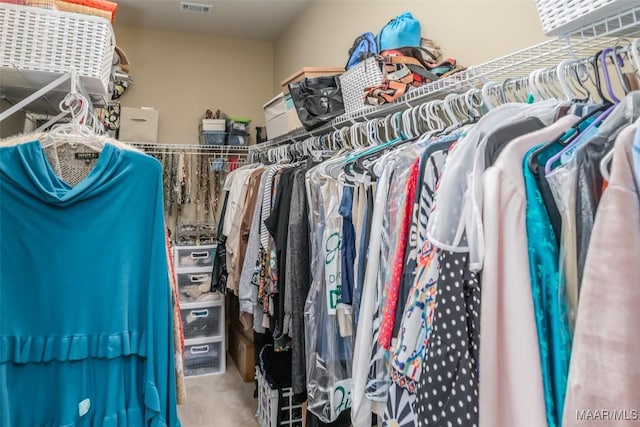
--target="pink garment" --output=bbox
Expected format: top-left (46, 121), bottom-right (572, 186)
top-left (378, 159), bottom-right (420, 349)
top-left (563, 125), bottom-right (640, 427)
top-left (480, 116), bottom-right (579, 427)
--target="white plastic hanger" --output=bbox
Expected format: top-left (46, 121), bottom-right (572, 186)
top-left (557, 59), bottom-right (575, 101)
top-left (40, 91), bottom-right (105, 152)
top-left (630, 38), bottom-right (640, 75)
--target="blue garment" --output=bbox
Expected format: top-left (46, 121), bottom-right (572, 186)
top-left (339, 185), bottom-right (355, 305)
top-left (523, 146), bottom-right (573, 427)
top-left (633, 125), bottom-right (640, 194)
top-left (0, 141), bottom-right (180, 427)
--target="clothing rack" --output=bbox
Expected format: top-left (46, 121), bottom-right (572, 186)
top-left (126, 142), bottom-right (251, 156)
top-left (250, 5), bottom-right (640, 155)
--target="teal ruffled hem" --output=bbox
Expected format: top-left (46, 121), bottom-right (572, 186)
top-left (0, 331), bottom-right (147, 363)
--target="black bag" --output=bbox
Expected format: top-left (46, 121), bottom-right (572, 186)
top-left (288, 76), bottom-right (345, 131)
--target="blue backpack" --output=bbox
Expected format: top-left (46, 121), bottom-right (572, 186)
top-left (377, 12), bottom-right (421, 51)
top-left (346, 32), bottom-right (378, 70)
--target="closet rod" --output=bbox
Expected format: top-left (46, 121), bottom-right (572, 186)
top-left (251, 4), bottom-right (640, 154)
top-left (126, 142), bottom-right (251, 156)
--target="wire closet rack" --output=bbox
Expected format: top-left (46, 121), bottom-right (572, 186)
top-left (250, 5), bottom-right (640, 154)
top-left (126, 142), bottom-right (251, 156)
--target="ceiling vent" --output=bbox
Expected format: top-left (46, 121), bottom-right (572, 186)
top-left (179, 2), bottom-right (212, 14)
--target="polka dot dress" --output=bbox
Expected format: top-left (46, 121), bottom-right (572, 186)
top-left (415, 251), bottom-right (481, 427)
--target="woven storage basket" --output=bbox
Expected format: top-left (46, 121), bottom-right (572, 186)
top-left (339, 56), bottom-right (384, 114)
top-left (0, 2), bottom-right (114, 95)
top-left (535, 0), bottom-right (636, 36)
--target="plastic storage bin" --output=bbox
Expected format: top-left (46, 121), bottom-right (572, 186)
top-left (200, 130), bottom-right (227, 146)
top-left (256, 367), bottom-right (303, 427)
top-left (228, 119), bottom-right (251, 134)
top-left (176, 269), bottom-right (221, 303)
top-left (184, 337), bottom-right (225, 377)
top-left (181, 301), bottom-right (223, 340)
top-left (264, 93), bottom-right (288, 140)
top-left (174, 244), bottom-right (216, 268)
top-left (228, 131), bottom-right (248, 146)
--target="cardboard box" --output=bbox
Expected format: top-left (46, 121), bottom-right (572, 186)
top-left (280, 67), bottom-right (344, 96)
top-left (227, 294), bottom-right (254, 343)
top-left (229, 325), bottom-right (255, 382)
top-left (119, 107), bottom-right (159, 142)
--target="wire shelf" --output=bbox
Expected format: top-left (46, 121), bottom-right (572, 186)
top-left (125, 142), bottom-right (251, 156)
top-left (250, 4), bottom-right (640, 153)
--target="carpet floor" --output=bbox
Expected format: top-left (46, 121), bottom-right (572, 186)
top-left (178, 354), bottom-right (258, 426)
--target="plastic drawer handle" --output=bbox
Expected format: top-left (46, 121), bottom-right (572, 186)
top-left (190, 345), bottom-right (209, 354)
top-left (190, 251), bottom-right (210, 260)
top-left (191, 309), bottom-right (209, 318)
top-left (189, 274), bottom-right (209, 283)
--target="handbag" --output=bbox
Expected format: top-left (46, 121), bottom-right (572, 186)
top-left (288, 76), bottom-right (345, 131)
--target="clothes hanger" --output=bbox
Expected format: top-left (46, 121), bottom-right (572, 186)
top-left (40, 92), bottom-right (105, 152)
top-left (557, 59), bottom-right (576, 101)
top-left (630, 38), bottom-right (640, 75)
top-left (543, 48), bottom-right (620, 175)
top-left (528, 53), bottom-right (610, 174)
top-left (481, 82), bottom-right (497, 111)
top-left (611, 44), bottom-right (631, 94)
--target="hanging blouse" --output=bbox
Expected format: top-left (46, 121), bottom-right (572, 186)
top-left (634, 125), bottom-right (640, 191)
top-left (563, 125), bottom-right (640, 426)
top-left (351, 161), bottom-right (394, 427)
top-left (415, 251), bottom-right (480, 427)
top-left (0, 141), bottom-right (180, 427)
top-left (479, 116), bottom-right (578, 427)
top-left (524, 147), bottom-right (573, 427)
top-left (378, 159), bottom-right (420, 349)
top-left (427, 101), bottom-right (557, 253)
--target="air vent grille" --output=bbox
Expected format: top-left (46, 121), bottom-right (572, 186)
top-left (179, 2), bottom-right (212, 14)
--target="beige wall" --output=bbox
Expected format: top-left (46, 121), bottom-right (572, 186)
top-left (0, 99), bottom-right (26, 139)
top-left (114, 24), bottom-right (273, 144)
top-left (274, 0), bottom-right (549, 95)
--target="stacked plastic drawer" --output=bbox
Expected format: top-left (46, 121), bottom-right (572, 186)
top-left (174, 244), bottom-right (226, 376)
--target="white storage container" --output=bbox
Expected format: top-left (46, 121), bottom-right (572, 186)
top-left (263, 93), bottom-right (288, 140)
top-left (119, 107), bottom-right (159, 142)
top-left (283, 93), bottom-right (303, 132)
top-left (181, 301), bottom-right (224, 340)
top-left (184, 337), bottom-right (225, 377)
top-left (200, 119), bottom-right (226, 132)
top-left (174, 244), bottom-right (216, 268)
top-left (263, 93), bottom-right (286, 121)
top-left (175, 269), bottom-right (222, 303)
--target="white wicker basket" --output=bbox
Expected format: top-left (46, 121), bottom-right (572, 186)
top-left (339, 56), bottom-right (384, 114)
top-left (256, 367), bottom-right (304, 427)
top-left (535, 0), bottom-right (636, 36)
top-left (0, 2), bottom-right (114, 96)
